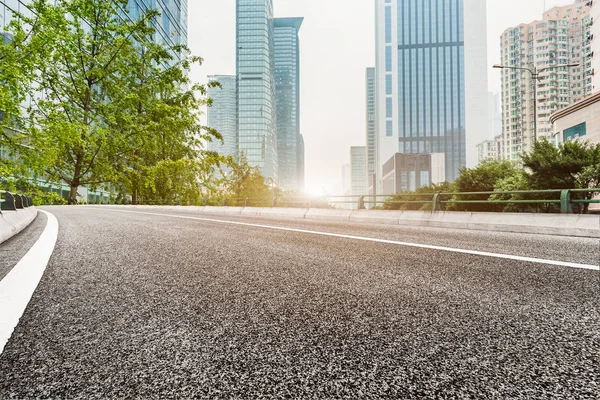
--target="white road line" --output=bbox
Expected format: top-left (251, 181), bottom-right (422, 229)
top-left (94, 209), bottom-right (599, 271)
top-left (0, 210), bottom-right (59, 355)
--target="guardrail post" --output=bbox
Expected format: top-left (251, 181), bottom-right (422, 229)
top-left (432, 193), bottom-right (442, 212)
top-left (358, 196), bottom-right (366, 210)
top-left (560, 189), bottom-right (573, 214)
top-left (2, 192), bottom-right (16, 211)
top-left (245, 197), bottom-right (249, 207)
top-left (15, 194), bottom-right (24, 209)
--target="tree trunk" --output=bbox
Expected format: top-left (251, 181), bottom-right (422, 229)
top-left (69, 184), bottom-right (78, 205)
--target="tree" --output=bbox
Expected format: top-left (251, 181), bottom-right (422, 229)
top-left (20, 0), bottom-right (162, 203)
top-left (521, 138), bottom-right (596, 190)
top-left (221, 155), bottom-right (272, 206)
top-left (111, 39), bottom-right (222, 205)
top-left (0, 0), bottom-right (58, 178)
top-left (449, 159), bottom-right (522, 212)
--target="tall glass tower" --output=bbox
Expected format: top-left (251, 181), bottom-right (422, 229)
top-left (375, 0), bottom-right (488, 184)
top-left (236, 0), bottom-right (278, 183)
top-left (207, 75), bottom-right (238, 158)
top-left (274, 17), bottom-right (303, 191)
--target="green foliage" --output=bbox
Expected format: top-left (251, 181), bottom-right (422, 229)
top-left (33, 191), bottom-right (67, 206)
top-left (2, 0), bottom-right (223, 205)
top-left (384, 182), bottom-right (454, 210)
top-left (220, 155), bottom-right (272, 206)
top-left (522, 138), bottom-right (597, 190)
top-left (448, 159), bottom-right (523, 212)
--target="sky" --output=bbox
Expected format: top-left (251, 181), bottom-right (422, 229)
top-left (189, 0), bottom-right (576, 195)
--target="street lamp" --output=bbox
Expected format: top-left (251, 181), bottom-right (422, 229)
top-left (493, 63), bottom-right (579, 144)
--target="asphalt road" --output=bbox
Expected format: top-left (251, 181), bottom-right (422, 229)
top-left (0, 206), bottom-right (598, 399)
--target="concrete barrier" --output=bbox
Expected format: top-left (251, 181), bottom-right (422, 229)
top-left (87, 205), bottom-right (600, 238)
top-left (350, 210), bottom-right (404, 225)
top-left (0, 207), bottom-right (38, 244)
top-left (305, 208), bottom-right (352, 222)
top-left (258, 208), bottom-right (309, 219)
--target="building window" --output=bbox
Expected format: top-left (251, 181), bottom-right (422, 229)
top-left (385, 6), bottom-right (392, 44)
top-left (386, 46), bottom-right (392, 72)
top-left (386, 120), bottom-right (393, 137)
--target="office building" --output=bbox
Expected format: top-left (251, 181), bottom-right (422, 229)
top-left (375, 0), bottom-right (488, 184)
top-left (274, 17), bottom-right (304, 191)
top-left (350, 147), bottom-right (367, 196)
top-left (207, 75), bottom-right (237, 158)
top-left (499, 1), bottom-right (592, 161)
top-left (382, 153), bottom-right (445, 195)
top-left (365, 67), bottom-right (377, 194)
top-left (236, 0), bottom-right (278, 184)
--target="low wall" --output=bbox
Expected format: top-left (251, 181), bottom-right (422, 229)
top-left (0, 208), bottom-right (38, 244)
top-left (89, 206), bottom-right (600, 239)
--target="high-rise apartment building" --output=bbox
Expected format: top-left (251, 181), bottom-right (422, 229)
top-left (274, 17), bottom-right (304, 191)
top-left (365, 68), bottom-right (377, 194)
top-left (374, 0), bottom-right (488, 185)
top-left (236, 0), bottom-right (278, 184)
top-left (350, 147), bottom-right (367, 196)
top-left (207, 75), bottom-right (237, 158)
top-left (499, 1), bottom-right (592, 161)
top-left (591, 0), bottom-right (600, 93)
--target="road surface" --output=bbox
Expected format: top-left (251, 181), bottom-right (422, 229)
top-left (0, 206), bottom-right (598, 398)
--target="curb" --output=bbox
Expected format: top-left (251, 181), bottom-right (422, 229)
top-left (0, 208), bottom-right (39, 245)
top-left (85, 206), bottom-right (600, 239)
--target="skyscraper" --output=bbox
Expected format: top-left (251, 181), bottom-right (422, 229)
top-left (207, 75), bottom-right (237, 158)
top-left (499, 1), bottom-right (591, 161)
top-left (274, 17), bottom-right (304, 191)
top-left (365, 68), bottom-right (377, 194)
top-left (0, 0), bottom-right (188, 57)
top-left (350, 146), bottom-right (367, 196)
top-left (236, 0), bottom-right (278, 184)
top-left (374, 0), bottom-right (488, 184)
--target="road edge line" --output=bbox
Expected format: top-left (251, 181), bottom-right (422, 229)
top-left (0, 210), bottom-right (59, 355)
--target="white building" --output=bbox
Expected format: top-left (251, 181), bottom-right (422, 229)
top-left (350, 147), bottom-right (367, 196)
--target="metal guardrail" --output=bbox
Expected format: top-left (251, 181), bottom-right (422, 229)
top-left (329, 189), bottom-right (600, 214)
top-left (135, 189), bottom-right (599, 214)
top-left (1, 191), bottom-right (34, 211)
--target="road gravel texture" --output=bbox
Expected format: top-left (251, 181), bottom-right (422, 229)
top-left (0, 206), bottom-right (598, 399)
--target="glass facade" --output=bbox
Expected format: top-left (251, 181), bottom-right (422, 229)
top-left (365, 68), bottom-right (377, 192)
top-left (274, 17), bottom-right (303, 191)
top-left (1, 1), bottom-right (187, 52)
top-left (236, 0), bottom-right (278, 183)
top-left (377, 0), bottom-right (472, 183)
top-left (207, 75), bottom-right (237, 158)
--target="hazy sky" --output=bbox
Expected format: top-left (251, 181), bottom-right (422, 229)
top-left (189, 0), bottom-right (575, 195)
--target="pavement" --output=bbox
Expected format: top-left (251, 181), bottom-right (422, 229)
top-left (0, 206), bottom-right (598, 399)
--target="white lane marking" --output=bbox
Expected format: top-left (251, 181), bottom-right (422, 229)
top-left (93, 209), bottom-right (599, 271)
top-left (0, 210), bottom-right (59, 355)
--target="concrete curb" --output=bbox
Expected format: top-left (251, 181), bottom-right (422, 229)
top-left (85, 206), bottom-right (600, 239)
top-left (0, 208), bottom-right (39, 244)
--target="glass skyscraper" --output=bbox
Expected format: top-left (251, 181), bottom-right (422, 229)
top-left (365, 67), bottom-right (377, 193)
top-left (1, 1), bottom-right (187, 51)
top-left (207, 75), bottom-right (237, 158)
top-left (236, 0), bottom-right (278, 184)
top-left (375, 0), bottom-right (488, 184)
top-left (274, 17), bottom-right (303, 191)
